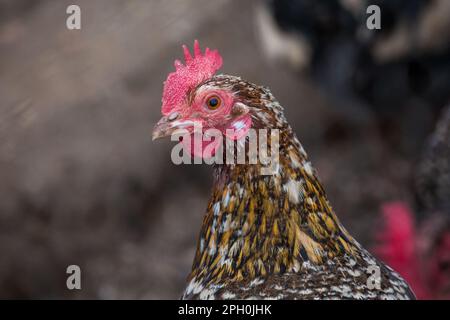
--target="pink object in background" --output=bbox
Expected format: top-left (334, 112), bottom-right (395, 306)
top-left (374, 201), bottom-right (431, 299)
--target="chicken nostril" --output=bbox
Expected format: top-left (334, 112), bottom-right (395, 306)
top-left (168, 112), bottom-right (179, 121)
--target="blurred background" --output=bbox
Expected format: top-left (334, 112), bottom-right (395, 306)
top-left (0, 0), bottom-right (448, 299)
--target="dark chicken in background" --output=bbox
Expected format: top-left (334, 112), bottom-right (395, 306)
top-left (377, 105), bottom-right (450, 299)
top-left (153, 41), bottom-right (415, 299)
top-left (257, 0), bottom-right (450, 154)
top-left (415, 105), bottom-right (450, 299)
top-left (416, 105), bottom-right (450, 219)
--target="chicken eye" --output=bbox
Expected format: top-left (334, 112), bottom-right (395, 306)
top-left (206, 95), bottom-right (221, 110)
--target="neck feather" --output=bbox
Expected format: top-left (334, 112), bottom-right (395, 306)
top-left (188, 125), bottom-right (359, 285)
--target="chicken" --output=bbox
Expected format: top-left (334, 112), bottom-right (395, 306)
top-left (256, 0), bottom-right (450, 151)
top-left (376, 105), bottom-right (450, 299)
top-left (152, 41), bottom-right (415, 299)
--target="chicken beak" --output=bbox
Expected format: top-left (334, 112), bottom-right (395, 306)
top-left (152, 116), bottom-right (172, 141)
top-left (152, 114), bottom-right (197, 141)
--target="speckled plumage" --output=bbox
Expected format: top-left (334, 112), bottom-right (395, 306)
top-left (180, 75), bottom-right (415, 300)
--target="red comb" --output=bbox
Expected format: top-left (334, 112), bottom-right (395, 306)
top-left (161, 40), bottom-right (223, 115)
